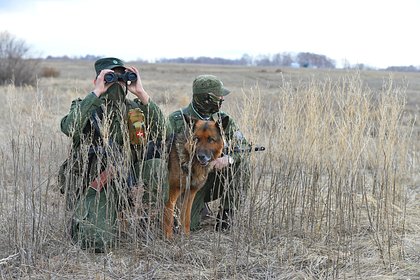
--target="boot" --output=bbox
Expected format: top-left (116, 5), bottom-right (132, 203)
top-left (215, 208), bottom-right (234, 231)
top-left (201, 202), bottom-right (213, 220)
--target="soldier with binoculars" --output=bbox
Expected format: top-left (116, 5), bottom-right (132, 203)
top-left (59, 57), bottom-right (167, 252)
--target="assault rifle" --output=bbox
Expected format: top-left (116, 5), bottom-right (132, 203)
top-left (223, 145), bottom-right (266, 155)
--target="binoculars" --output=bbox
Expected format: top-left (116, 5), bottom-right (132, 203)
top-left (104, 72), bottom-right (137, 83)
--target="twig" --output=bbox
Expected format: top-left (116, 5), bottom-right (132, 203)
top-left (0, 252), bottom-right (20, 265)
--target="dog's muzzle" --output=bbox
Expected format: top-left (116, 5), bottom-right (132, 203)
top-left (196, 153), bottom-right (211, 166)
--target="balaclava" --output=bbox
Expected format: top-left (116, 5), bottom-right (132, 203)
top-left (192, 92), bottom-right (223, 116)
top-left (97, 83), bottom-right (128, 145)
top-left (100, 82), bottom-right (126, 104)
top-left (191, 75), bottom-right (230, 118)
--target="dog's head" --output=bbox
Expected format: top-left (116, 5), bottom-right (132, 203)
top-left (183, 115), bottom-right (229, 166)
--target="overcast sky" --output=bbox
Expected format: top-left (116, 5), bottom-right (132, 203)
top-left (0, 0), bottom-right (419, 68)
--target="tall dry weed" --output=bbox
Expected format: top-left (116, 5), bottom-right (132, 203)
top-left (225, 72), bottom-right (412, 276)
top-left (0, 70), bottom-right (417, 279)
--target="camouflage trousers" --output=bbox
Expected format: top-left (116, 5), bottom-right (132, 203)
top-left (69, 158), bottom-right (168, 252)
top-left (189, 161), bottom-right (250, 231)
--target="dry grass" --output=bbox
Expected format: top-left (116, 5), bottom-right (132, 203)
top-left (0, 61), bottom-right (419, 279)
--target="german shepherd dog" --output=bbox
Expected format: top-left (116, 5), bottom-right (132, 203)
top-left (163, 115), bottom-right (228, 239)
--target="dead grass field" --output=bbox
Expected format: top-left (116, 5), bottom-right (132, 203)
top-left (0, 60), bottom-right (419, 279)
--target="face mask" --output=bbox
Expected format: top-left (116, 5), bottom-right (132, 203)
top-left (100, 83), bottom-right (126, 104)
top-left (192, 93), bottom-right (223, 116)
top-left (97, 83), bottom-right (127, 145)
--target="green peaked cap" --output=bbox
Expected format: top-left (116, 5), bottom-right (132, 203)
top-left (192, 75), bottom-right (230, 96)
top-left (94, 57), bottom-right (126, 75)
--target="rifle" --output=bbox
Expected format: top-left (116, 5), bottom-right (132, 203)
top-left (223, 145), bottom-right (266, 155)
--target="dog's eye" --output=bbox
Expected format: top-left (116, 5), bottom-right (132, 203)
top-left (208, 137), bottom-right (215, 143)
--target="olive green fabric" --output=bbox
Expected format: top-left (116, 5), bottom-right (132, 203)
top-left (60, 84), bottom-right (166, 251)
top-left (167, 104), bottom-right (249, 164)
top-left (61, 88), bottom-right (165, 149)
top-left (189, 161), bottom-right (250, 230)
top-left (192, 92), bottom-right (223, 116)
top-left (192, 75), bottom-right (230, 96)
top-left (94, 57), bottom-right (126, 75)
top-left (166, 105), bottom-right (250, 230)
top-left (101, 82), bottom-right (126, 103)
top-left (71, 187), bottom-right (117, 252)
top-left (136, 158), bottom-right (169, 205)
top-left (61, 156), bottom-right (168, 252)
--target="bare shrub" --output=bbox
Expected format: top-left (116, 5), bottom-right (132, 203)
top-left (40, 66), bottom-right (60, 78)
top-left (0, 31), bottom-right (40, 86)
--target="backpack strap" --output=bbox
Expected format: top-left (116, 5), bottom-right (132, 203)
top-left (171, 109), bottom-right (187, 134)
top-left (91, 106), bottom-right (103, 141)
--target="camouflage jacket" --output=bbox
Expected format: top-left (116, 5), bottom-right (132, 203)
top-left (59, 92), bottom-right (165, 193)
top-left (61, 92), bottom-right (165, 151)
top-left (166, 103), bottom-right (249, 162)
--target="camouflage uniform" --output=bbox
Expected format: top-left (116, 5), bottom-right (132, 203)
top-left (59, 58), bottom-right (167, 252)
top-left (166, 75), bottom-right (250, 231)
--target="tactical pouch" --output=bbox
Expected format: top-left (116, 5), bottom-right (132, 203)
top-left (128, 108), bottom-right (146, 145)
top-left (58, 159), bottom-right (69, 194)
top-left (58, 154), bottom-right (89, 214)
top-left (58, 156), bottom-right (84, 194)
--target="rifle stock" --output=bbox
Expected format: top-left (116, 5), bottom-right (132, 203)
top-left (90, 166), bottom-right (115, 192)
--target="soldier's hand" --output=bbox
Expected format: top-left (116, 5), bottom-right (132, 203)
top-left (125, 66), bottom-right (150, 105)
top-left (93, 69), bottom-right (113, 97)
top-left (211, 155), bottom-right (234, 170)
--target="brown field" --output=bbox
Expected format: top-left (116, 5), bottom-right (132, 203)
top-left (0, 60), bottom-right (419, 279)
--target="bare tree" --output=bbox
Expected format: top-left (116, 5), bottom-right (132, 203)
top-left (297, 52), bottom-right (335, 68)
top-left (0, 31), bottom-right (40, 86)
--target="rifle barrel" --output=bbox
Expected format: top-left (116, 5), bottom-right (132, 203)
top-left (229, 145), bottom-right (266, 153)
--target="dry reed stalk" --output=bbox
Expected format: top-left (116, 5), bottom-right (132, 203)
top-left (226, 73), bottom-right (412, 277)
top-left (0, 70), bottom-right (417, 278)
